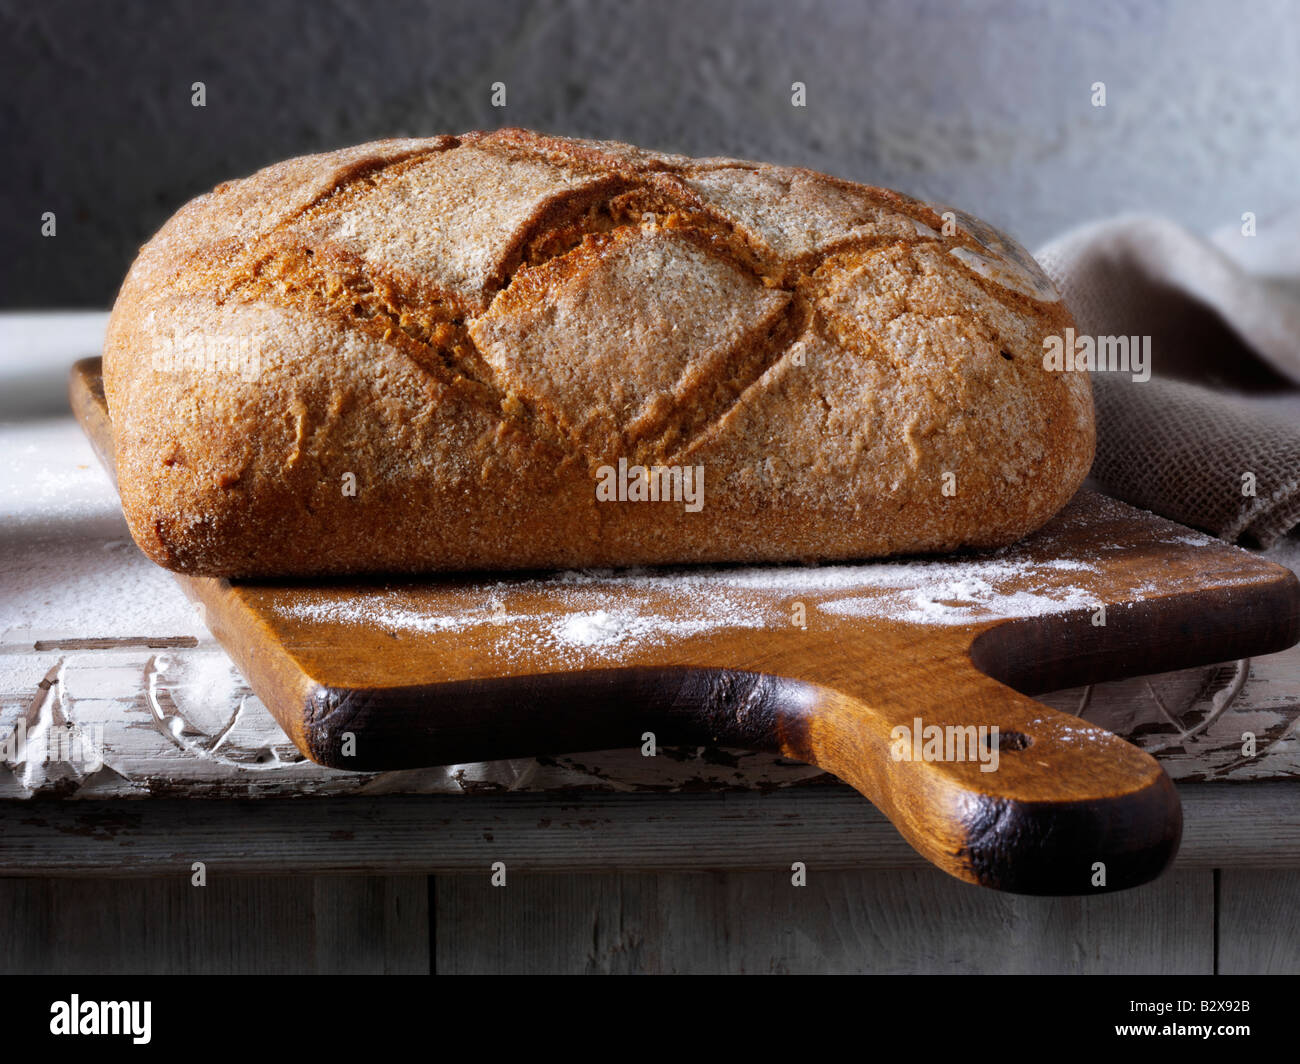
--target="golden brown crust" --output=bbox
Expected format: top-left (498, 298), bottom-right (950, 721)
top-left (103, 128), bottom-right (1094, 577)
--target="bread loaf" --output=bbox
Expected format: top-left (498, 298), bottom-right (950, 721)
top-left (103, 128), bottom-right (1094, 577)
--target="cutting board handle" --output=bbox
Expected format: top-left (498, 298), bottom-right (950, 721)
top-left (779, 672), bottom-right (1182, 894)
top-left (305, 660), bottom-right (1181, 895)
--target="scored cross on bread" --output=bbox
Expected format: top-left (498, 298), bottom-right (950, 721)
top-left (103, 128), bottom-right (1092, 578)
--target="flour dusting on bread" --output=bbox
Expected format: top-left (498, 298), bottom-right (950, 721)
top-left (103, 129), bottom-right (1094, 577)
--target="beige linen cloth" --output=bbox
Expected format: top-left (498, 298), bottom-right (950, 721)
top-left (1035, 214), bottom-right (1300, 547)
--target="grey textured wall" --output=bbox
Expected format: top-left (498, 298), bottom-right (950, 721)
top-left (3, 0), bottom-right (1298, 307)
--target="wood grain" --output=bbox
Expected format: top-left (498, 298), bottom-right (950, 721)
top-left (0, 875), bottom-right (428, 974)
top-left (0, 864), bottom-right (1218, 974)
top-left (434, 868), bottom-right (1213, 974)
top-left (68, 358), bottom-right (1300, 893)
top-left (1217, 869), bottom-right (1300, 974)
top-left (2, 785), bottom-right (1297, 876)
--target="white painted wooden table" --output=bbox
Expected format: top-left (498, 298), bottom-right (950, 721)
top-left (2, 312), bottom-right (1299, 974)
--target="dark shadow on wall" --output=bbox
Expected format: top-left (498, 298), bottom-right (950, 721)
top-left (1, 0), bottom-right (888, 307)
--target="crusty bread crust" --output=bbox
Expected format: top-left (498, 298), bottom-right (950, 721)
top-left (103, 128), bottom-right (1094, 577)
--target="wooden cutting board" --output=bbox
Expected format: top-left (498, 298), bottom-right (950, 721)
top-left (71, 358), bottom-right (1300, 895)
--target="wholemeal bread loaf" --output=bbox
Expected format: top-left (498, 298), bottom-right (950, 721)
top-left (103, 128), bottom-right (1093, 578)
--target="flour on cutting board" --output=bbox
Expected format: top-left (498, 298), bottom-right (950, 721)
top-left (271, 547), bottom-right (1160, 663)
top-left (282, 587), bottom-right (771, 661)
top-left (268, 492), bottom-right (1255, 663)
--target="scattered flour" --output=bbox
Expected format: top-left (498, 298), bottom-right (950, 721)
top-left (280, 587), bottom-right (772, 662)
top-left (0, 420), bottom-right (208, 647)
top-left (272, 551), bottom-right (1112, 663)
top-left (559, 611), bottom-right (628, 646)
top-left (270, 509), bottom-right (1257, 661)
top-left (1161, 531), bottom-right (1217, 547)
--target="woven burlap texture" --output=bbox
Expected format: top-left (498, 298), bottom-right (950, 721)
top-left (1036, 215), bottom-right (1300, 546)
